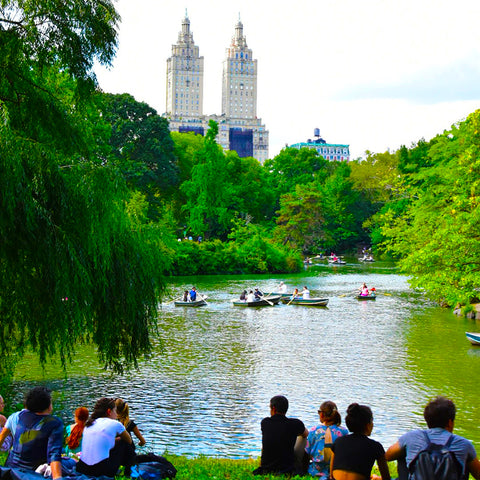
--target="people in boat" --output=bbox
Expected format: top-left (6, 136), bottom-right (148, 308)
top-left (385, 396), bottom-right (480, 480)
top-left (291, 288), bottom-right (299, 300)
top-left (0, 386), bottom-right (63, 479)
top-left (64, 406), bottom-right (89, 457)
top-left (115, 398), bottom-right (146, 448)
top-left (189, 286), bottom-right (197, 301)
top-left (254, 288), bottom-right (263, 300)
top-left (305, 400), bottom-right (348, 478)
top-left (246, 290), bottom-right (255, 302)
top-left (278, 282), bottom-right (288, 294)
top-left (330, 403), bottom-right (390, 480)
top-left (252, 395), bottom-right (308, 476)
top-left (302, 286), bottom-right (310, 299)
top-left (370, 287), bottom-right (376, 297)
top-left (76, 397), bottom-right (135, 478)
top-left (239, 290), bottom-right (247, 301)
top-left (182, 290), bottom-right (189, 302)
top-left (359, 283), bottom-right (369, 296)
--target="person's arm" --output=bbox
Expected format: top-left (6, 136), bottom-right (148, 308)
top-left (301, 427), bottom-right (308, 438)
top-left (467, 457), bottom-right (480, 479)
top-left (330, 451), bottom-right (335, 478)
top-left (119, 429), bottom-right (133, 444)
top-left (47, 419), bottom-right (64, 476)
top-left (385, 440), bottom-right (404, 461)
top-left (132, 425), bottom-right (146, 446)
top-left (50, 460), bottom-right (62, 480)
top-left (0, 427), bottom-right (11, 446)
top-left (376, 455), bottom-right (391, 480)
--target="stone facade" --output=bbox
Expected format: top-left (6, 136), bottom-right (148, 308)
top-left (164, 15), bottom-right (268, 163)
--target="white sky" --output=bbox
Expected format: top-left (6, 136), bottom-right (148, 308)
top-left (95, 0), bottom-right (480, 160)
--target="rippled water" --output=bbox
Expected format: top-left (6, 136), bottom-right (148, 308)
top-left (12, 261), bottom-right (480, 458)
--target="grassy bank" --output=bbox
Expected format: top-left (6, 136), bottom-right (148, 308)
top-left (0, 452), bottom-right (397, 479)
top-left (162, 454), bottom-right (397, 479)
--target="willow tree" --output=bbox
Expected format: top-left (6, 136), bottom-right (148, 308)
top-left (0, 1), bottom-right (168, 378)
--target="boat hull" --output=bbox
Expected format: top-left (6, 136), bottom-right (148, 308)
top-left (356, 295), bottom-right (376, 300)
top-left (281, 297), bottom-right (329, 306)
top-left (174, 299), bottom-right (207, 307)
top-left (466, 332), bottom-right (480, 345)
top-left (232, 295), bottom-right (281, 307)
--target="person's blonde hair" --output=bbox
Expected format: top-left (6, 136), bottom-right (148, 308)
top-left (115, 398), bottom-right (130, 426)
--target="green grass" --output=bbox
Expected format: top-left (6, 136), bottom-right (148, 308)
top-left (1, 452), bottom-right (399, 479)
top-left (157, 455), bottom-right (398, 479)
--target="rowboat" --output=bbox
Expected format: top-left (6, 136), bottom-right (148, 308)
top-left (281, 297), bottom-right (329, 307)
top-left (232, 295), bottom-right (282, 307)
top-left (466, 332), bottom-right (480, 345)
top-left (269, 292), bottom-right (291, 299)
top-left (174, 298), bottom-right (207, 307)
top-left (356, 294), bottom-right (376, 300)
top-left (328, 259), bottom-right (346, 265)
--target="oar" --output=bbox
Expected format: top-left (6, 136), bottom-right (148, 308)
top-left (287, 292), bottom-right (298, 306)
top-left (262, 291), bottom-right (274, 306)
top-left (198, 294), bottom-right (208, 305)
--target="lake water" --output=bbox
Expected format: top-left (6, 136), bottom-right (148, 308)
top-left (12, 261), bottom-right (480, 458)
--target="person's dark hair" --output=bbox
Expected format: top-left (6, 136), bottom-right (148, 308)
top-left (345, 403), bottom-right (373, 433)
top-left (319, 400), bottom-right (341, 425)
top-left (25, 386), bottom-right (52, 413)
top-left (85, 397), bottom-right (116, 427)
top-left (424, 396), bottom-right (456, 428)
top-left (270, 395), bottom-right (289, 414)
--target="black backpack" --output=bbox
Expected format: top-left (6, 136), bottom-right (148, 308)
top-left (408, 431), bottom-right (462, 480)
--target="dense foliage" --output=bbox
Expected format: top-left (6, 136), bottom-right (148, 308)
top-left (0, 1), bottom-right (170, 379)
top-left (1, 0), bottom-right (479, 378)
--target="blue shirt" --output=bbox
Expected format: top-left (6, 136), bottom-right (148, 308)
top-left (305, 424), bottom-right (348, 478)
top-left (6, 410), bottom-right (64, 470)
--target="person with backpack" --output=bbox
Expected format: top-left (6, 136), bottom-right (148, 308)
top-left (385, 396), bottom-right (480, 480)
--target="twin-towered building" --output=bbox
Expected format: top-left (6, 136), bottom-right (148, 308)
top-left (164, 14), bottom-right (269, 162)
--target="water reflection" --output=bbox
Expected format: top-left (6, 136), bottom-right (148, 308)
top-left (12, 265), bottom-right (480, 457)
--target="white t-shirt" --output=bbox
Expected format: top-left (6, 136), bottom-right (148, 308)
top-left (81, 417), bottom-right (125, 465)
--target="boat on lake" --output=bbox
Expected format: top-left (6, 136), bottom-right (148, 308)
top-left (174, 298), bottom-right (207, 307)
top-left (328, 258), bottom-right (346, 265)
top-left (281, 297), bottom-right (329, 306)
top-left (232, 295), bottom-right (282, 307)
top-left (359, 255), bottom-right (375, 262)
top-left (269, 292), bottom-right (292, 299)
top-left (356, 294), bottom-right (376, 300)
top-left (466, 332), bottom-right (480, 345)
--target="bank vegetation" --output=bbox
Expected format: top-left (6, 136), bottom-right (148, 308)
top-left (1, 0), bottom-right (479, 378)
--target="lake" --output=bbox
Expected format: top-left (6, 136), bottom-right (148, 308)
top-left (11, 261), bottom-right (480, 458)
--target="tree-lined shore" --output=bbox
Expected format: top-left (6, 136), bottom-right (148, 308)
top-left (1, 1), bottom-right (479, 377)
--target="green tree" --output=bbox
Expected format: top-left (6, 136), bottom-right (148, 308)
top-left (379, 110), bottom-right (480, 306)
top-left (180, 121), bottom-right (235, 240)
top-left (274, 183), bottom-right (326, 253)
top-left (96, 93), bottom-right (179, 218)
top-left (0, 1), bottom-right (169, 376)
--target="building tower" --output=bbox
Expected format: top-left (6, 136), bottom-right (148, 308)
top-left (166, 12), bottom-right (204, 118)
top-left (221, 18), bottom-right (257, 119)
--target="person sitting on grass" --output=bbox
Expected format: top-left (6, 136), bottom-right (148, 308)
top-left (330, 403), bottom-right (390, 480)
top-left (253, 395), bottom-right (308, 476)
top-left (76, 397), bottom-right (135, 478)
top-left (64, 406), bottom-right (89, 457)
top-left (385, 396), bottom-right (480, 480)
top-left (0, 386), bottom-right (63, 479)
top-left (115, 398), bottom-right (146, 447)
top-left (305, 400), bottom-right (348, 478)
